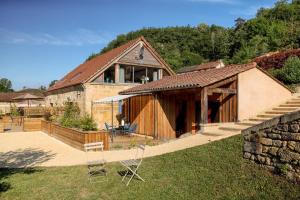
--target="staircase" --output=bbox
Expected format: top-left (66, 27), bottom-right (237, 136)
top-left (202, 94), bottom-right (300, 137)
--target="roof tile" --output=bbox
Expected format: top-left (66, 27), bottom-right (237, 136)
top-left (120, 63), bottom-right (257, 95)
top-left (48, 37), bottom-right (143, 92)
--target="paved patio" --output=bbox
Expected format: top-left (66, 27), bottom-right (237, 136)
top-left (0, 130), bottom-right (240, 168)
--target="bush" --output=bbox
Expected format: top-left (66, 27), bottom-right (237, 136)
top-left (10, 104), bottom-right (20, 116)
top-left (271, 56), bottom-right (300, 84)
top-left (58, 102), bottom-right (98, 131)
top-left (80, 115), bottom-right (97, 131)
top-left (59, 102), bottom-right (81, 128)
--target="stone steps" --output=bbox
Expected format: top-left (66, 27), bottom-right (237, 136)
top-left (272, 107), bottom-right (297, 111)
top-left (249, 118), bottom-right (268, 122)
top-left (265, 111), bottom-right (290, 114)
top-left (256, 114), bottom-right (281, 118)
top-left (235, 122), bottom-right (259, 126)
top-left (286, 101), bottom-right (300, 104)
top-left (201, 132), bottom-right (224, 137)
top-left (218, 126), bottom-right (243, 132)
top-left (279, 104), bottom-right (300, 108)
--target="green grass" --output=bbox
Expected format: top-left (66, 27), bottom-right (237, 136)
top-left (1, 135), bottom-right (299, 200)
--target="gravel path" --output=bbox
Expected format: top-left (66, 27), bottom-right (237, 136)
top-left (0, 130), bottom-right (239, 168)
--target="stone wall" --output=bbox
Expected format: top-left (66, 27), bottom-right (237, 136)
top-left (45, 85), bottom-right (85, 114)
top-left (242, 111), bottom-right (300, 183)
top-left (85, 83), bottom-right (138, 129)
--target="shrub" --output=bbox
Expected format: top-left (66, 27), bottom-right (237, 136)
top-left (276, 164), bottom-right (289, 175)
top-left (80, 115), bottom-right (97, 131)
top-left (59, 102), bottom-right (81, 128)
top-left (272, 56), bottom-right (300, 84)
top-left (10, 104), bottom-right (20, 116)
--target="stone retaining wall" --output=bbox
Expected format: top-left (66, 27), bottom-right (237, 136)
top-left (242, 111), bottom-right (300, 183)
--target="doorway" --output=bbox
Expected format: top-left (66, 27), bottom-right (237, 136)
top-left (176, 100), bottom-right (187, 137)
top-left (208, 101), bottom-right (220, 123)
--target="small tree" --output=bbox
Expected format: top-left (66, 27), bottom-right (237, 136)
top-left (0, 78), bottom-right (13, 92)
top-left (49, 80), bottom-right (58, 88)
top-left (276, 56), bottom-right (300, 84)
top-left (10, 104), bottom-right (20, 116)
top-left (59, 102), bottom-right (81, 128)
top-left (80, 115), bottom-right (97, 131)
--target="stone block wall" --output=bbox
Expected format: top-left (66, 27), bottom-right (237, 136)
top-left (243, 111), bottom-right (300, 183)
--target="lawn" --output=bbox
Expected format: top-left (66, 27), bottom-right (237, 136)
top-left (0, 135), bottom-right (299, 200)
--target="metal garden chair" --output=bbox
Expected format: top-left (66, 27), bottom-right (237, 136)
top-left (105, 122), bottom-right (117, 142)
top-left (84, 142), bottom-right (107, 182)
top-left (120, 144), bottom-right (145, 186)
top-left (124, 123), bottom-right (137, 135)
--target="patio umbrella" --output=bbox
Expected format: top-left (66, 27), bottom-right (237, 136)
top-left (93, 94), bottom-right (137, 128)
top-left (12, 93), bottom-right (44, 107)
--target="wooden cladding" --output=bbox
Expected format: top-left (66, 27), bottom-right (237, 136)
top-left (156, 94), bottom-right (176, 139)
top-left (218, 79), bottom-right (238, 122)
top-left (125, 94), bottom-right (177, 139)
top-left (124, 77), bottom-right (238, 139)
top-left (41, 120), bottom-right (109, 151)
top-left (125, 95), bottom-right (155, 137)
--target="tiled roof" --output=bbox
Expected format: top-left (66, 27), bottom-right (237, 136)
top-left (120, 63), bottom-right (257, 95)
top-left (48, 37), bottom-right (144, 92)
top-left (253, 49), bottom-right (300, 70)
top-left (177, 60), bottom-right (224, 73)
top-left (16, 88), bottom-right (45, 97)
top-left (0, 92), bottom-right (45, 102)
top-left (0, 92), bottom-right (24, 102)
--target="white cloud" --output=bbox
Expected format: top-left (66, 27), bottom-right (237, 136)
top-left (0, 28), bottom-right (112, 46)
top-left (188, 0), bottom-right (239, 5)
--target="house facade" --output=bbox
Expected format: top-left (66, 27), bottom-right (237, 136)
top-left (46, 37), bottom-right (175, 129)
top-left (119, 63), bottom-right (292, 139)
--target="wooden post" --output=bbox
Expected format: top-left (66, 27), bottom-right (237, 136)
top-left (154, 93), bottom-right (158, 139)
top-left (187, 96), bottom-right (196, 134)
top-left (200, 87), bottom-right (208, 124)
top-left (114, 63), bottom-right (120, 83)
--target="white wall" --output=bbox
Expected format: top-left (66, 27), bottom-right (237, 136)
top-left (238, 68), bottom-right (292, 120)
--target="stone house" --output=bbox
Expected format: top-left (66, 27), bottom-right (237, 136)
top-left (46, 36), bottom-right (175, 129)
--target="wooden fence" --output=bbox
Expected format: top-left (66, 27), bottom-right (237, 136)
top-left (0, 122), bottom-right (3, 133)
top-left (23, 118), bottom-right (43, 132)
top-left (41, 120), bottom-right (109, 151)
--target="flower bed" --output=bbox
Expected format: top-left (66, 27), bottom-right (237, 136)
top-left (41, 120), bottom-right (109, 151)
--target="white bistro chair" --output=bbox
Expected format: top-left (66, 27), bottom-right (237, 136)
top-left (120, 144), bottom-right (146, 186)
top-left (84, 142), bottom-right (107, 182)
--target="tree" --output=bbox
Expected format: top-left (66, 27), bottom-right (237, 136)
top-left (277, 56), bottom-right (300, 84)
top-left (0, 78), bottom-right (13, 92)
top-left (49, 80), bottom-right (58, 87)
top-left (234, 18), bottom-right (246, 29)
top-left (84, 1), bottom-right (300, 71)
top-left (39, 85), bottom-right (47, 91)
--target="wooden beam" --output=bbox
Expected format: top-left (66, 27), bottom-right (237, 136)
top-left (209, 88), bottom-right (237, 94)
top-left (114, 63), bottom-right (120, 83)
top-left (187, 96), bottom-right (196, 134)
top-left (200, 87), bottom-right (208, 124)
top-left (207, 76), bottom-right (237, 89)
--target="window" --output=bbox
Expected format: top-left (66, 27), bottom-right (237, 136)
top-left (134, 66), bottom-right (147, 83)
top-left (147, 68), bottom-right (159, 82)
top-left (120, 65), bottom-right (133, 83)
top-left (104, 67), bottom-right (115, 83)
top-left (119, 65), bottom-right (161, 84)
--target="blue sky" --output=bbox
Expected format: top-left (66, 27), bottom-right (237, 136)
top-left (0, 0), bottom-right (278, 90)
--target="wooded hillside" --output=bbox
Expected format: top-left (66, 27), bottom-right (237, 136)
top-left (87, 0), bottom-right (300, 71)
